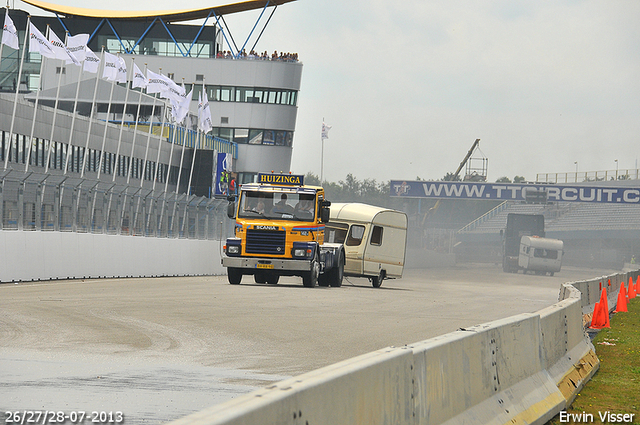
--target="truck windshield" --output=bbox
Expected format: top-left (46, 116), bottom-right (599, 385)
top-left (238, 191), bottom-right (316, 221)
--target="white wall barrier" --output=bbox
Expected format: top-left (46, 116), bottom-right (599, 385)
top-left (168, 270), bottom-right (640, 425)
top-left (0, 231), bottom-right (225, 282)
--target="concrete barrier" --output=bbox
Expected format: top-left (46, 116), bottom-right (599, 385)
top-left (168, 346), bottom-right (415, 425)
top-left (411, 314), bottom-right (565, 425)
top-left (0, 231), bottom-right (225, 282)
top-left (167, 269), bottom-right (639, 425)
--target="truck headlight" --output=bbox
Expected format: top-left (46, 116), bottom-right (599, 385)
top-left (227, 245), bottom-right (240, 254)
top-left (292, 243), bottom-right (314, 258)
top-left (293, 248), bottom-right (308, 257)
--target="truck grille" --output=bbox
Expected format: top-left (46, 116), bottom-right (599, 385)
top-left (246, 229), bottom-right (286, 255)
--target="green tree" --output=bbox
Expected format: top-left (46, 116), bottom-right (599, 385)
top-left (496, 176), bottom-right (511, 183)
top-left (442, 172), bottom-right (462, 182)
top-left (513, 176), bottom-right (526, 183)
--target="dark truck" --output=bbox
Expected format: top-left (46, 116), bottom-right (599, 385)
top-left (501, 213), bottom-right (545, 273)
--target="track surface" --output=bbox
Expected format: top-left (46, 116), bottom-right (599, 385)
top-left (0, 264), bottom-right (611, 423)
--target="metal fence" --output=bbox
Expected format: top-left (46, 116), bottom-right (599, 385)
top-left (0, 171), bottom-right (229, 240)
top-left (536, 168), bottom-right (640, 183)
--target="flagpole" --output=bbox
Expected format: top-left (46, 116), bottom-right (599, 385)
top-left (186, 78), bottom-right (206, 198)
top-left (80, 47), bottom-right (104, 179)
top-left (4, 15), bottom-right (30, 170)
top-left (151, 98), bottom-right (167, 191)
top-left (25, 35), bottom-right (49, 172)
top-left (112, 56), bottom-right (134, 182)
top-left (63, 45), bottom-right (86, 174)
top-left (140, 95), bottom-right (165, 188)
top-left (43, 29), bottom-right (69, 173)
top-left (96, 55), bottom-right (118, 180)
top-left (170, 112), bottom-right (190, 237)
top-left (126, 62), bottom-right (147, 185)
top-left (320, 117), bottom-right (324, 183)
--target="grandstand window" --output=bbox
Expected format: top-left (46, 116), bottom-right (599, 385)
top-left (233, 129), bottom-right (249, 144)
top-left (107, 39), bottom-right (140, 54)
top-left (248, 130), bottom-right (263, 145)
top-left (263, 131), bottom-right (275, 145)
top-left (217, 87), bottom-right (234, 102)
top-left (218, 128), bottom-right (232, 141)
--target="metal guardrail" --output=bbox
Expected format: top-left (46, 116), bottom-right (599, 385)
top-left (537, 169), bottom-right (640, 183)
top-left (1, 171), bottom-right (228, 240)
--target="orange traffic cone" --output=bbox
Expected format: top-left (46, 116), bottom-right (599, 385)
top-left (615, 282), bottom-right (628, 313)
top-left (590, 289), bottom-right (611, 329)
top-left (629, 276), bottom-right (637, 300)
top-left (589, 301), bottom-right (601, 329)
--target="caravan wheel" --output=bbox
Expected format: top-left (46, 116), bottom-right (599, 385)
top-left (370, 270), bottom-right (384, 288)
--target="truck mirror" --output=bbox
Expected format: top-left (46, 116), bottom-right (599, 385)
top-left (227, 194), bottom-right (236, 202)
top-left (227, 202), bottom-right (236, 219)
top-left (321, 207), bottom-right (330, 223)
top-left (321, 200), bottom-right (331, 207)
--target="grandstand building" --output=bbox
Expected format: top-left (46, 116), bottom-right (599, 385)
top-left (1, 0), bottom-right (301, 193)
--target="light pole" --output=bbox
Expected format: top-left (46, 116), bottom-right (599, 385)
top-left (615, 159), bottom-right (619, 180)
top-left (574, 161), bottom-right (578, 182)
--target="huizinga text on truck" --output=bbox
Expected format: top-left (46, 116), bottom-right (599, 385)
top-left (222, 173), bottom-right (345, 287)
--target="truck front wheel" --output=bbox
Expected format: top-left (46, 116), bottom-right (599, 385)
top-left (228, 267), bottom-right (243, 285)
top-left (303, 257), bottom-right (319, 288)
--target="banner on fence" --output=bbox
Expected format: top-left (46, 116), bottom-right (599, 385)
top-left (390, 180), bottom-right (640, 204)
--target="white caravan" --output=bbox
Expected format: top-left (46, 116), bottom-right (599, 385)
top-left (325, 203), bottom-right (407, 287)
top-left (518, 236), bottom-right (564, 276)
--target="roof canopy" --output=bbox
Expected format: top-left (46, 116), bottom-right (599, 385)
top-left (20, 0), bottom-right (296, 22)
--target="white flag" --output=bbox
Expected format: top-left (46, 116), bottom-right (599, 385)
top-left (132, 63), bottom-right (147, 89)
top-left (66, 33), bottom-right (89, 62)
top-left (48, 30), bottom-right (81, 66)
top-left (146, 69), bottom-right (184, 102)
top-left (102, 52), bottom-right (118, 81)
top-left (321, 122), bottom-right (332, 140)
top-left (116, 56), bottom-right (127, 84)
top-left (83, 46), bottom-right (100, 73)
top-left (146, 69), bottom-right (167, 94)
top-left (2, 10), bottom-right (19, 50)
top-left (199, 91), bottom-right (212, 134)
top-left (171, 88), bottom-right (192, 124)
top-left (29, 22), bottom-right (56, 59)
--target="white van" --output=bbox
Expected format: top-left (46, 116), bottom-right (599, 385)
top-left (325, 203), bottom-right (407, 287)
top-left (518, 236), bottom-right (564, 276)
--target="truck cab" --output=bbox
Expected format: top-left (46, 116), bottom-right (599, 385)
top-left (222, 173), bottom-right (344, 287)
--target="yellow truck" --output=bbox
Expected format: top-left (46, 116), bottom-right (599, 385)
top-left (222, 173), bottom-right (345, 287)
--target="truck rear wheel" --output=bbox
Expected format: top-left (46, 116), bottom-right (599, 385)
top-left (328, 251), bottom-right (344, 287)
top-left (228, 267), bottom-right (242, 285)
top-left (266, 274), bottom-right (280, 284)
top-left (303, 257), bottom-right (319, 288)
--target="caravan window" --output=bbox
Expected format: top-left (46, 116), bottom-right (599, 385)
top-left (346, 225), bottom-right (365, 246)
top-left (370, 226), bottom-right (383, 245)
top-left (325, 223), bottom-right (348, 244)
top-left (533, 248), bottom-right (558, 259)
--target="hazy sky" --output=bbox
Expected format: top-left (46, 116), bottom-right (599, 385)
top-left (13, 0), bottom-right (640, 183)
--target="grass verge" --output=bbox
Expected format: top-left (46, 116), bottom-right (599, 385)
top-left (547, 296), bottom-right (640, 424)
